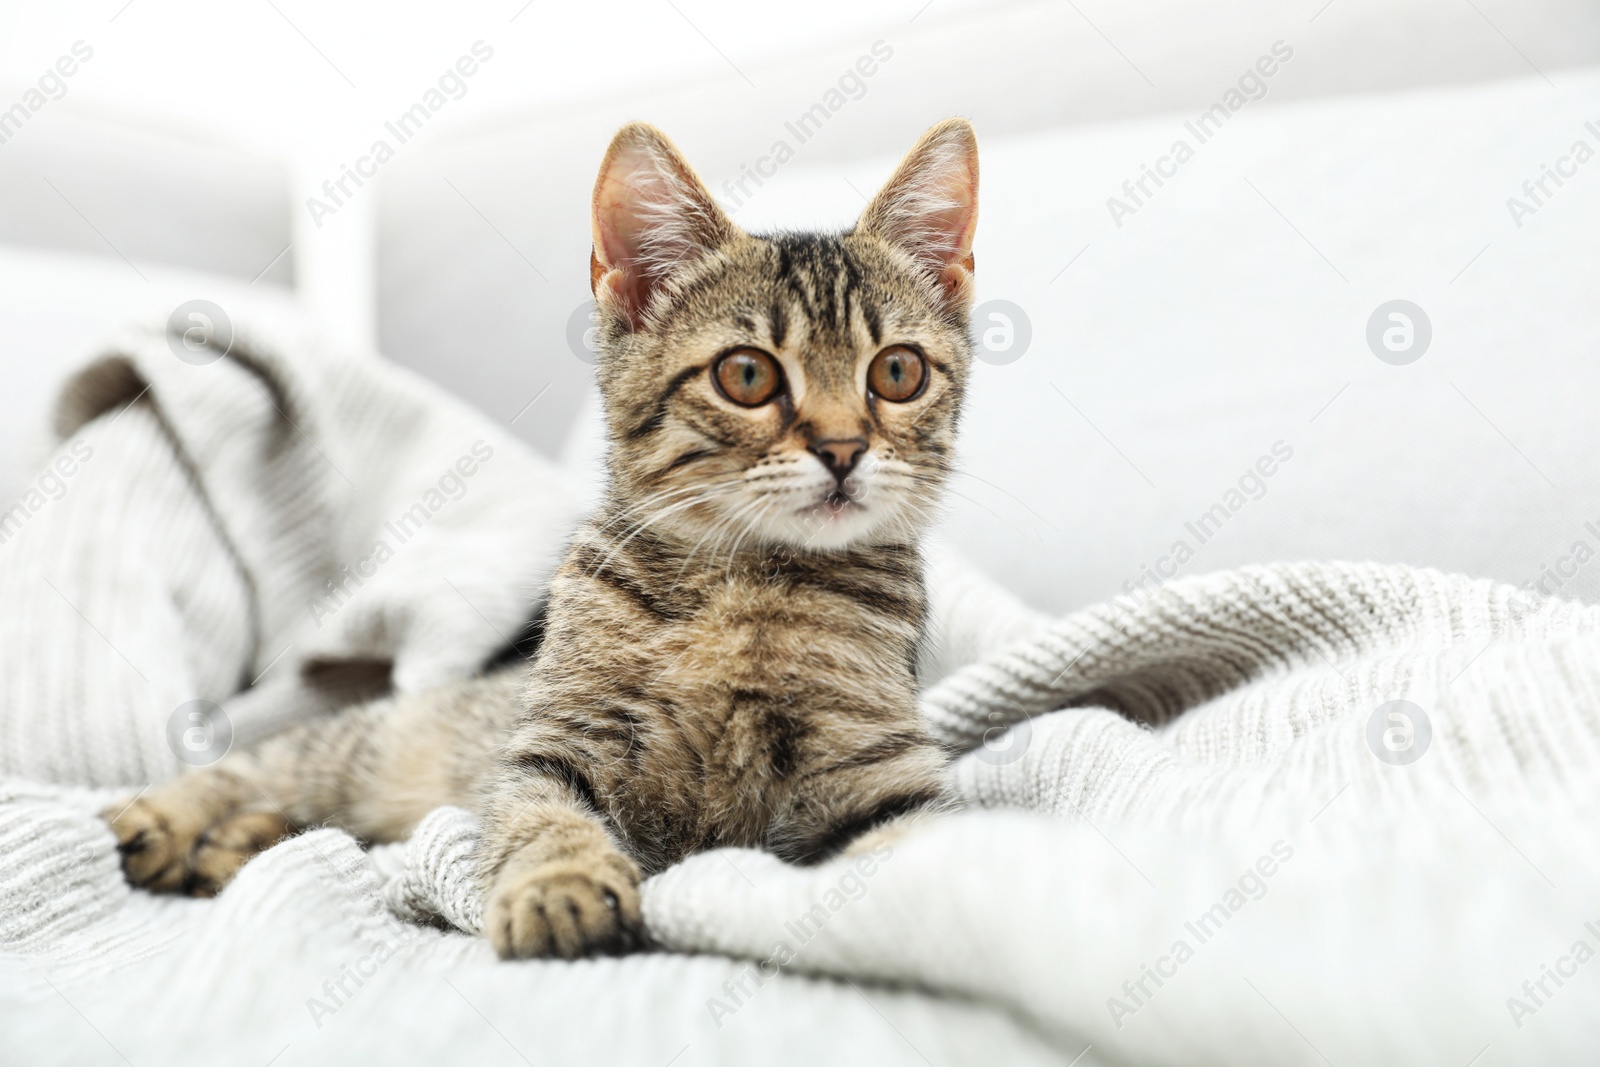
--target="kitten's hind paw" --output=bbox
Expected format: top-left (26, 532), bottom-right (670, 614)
top-left (487, 850), bottom-right (644, 960)
top-left (102, 792), bottom-right (208, 893)
top-left (187, 809), bottom-right (293, 896)
top-left (101, 779), bottom-right (290, 896)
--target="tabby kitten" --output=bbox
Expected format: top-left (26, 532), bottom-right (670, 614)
top-left (104, 118), bottom-right (981, 959)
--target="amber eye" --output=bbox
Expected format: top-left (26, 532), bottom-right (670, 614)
top-left (867, 345), bottom-right (927, 402)
top-left (713, 348), bottom-right (783, 407)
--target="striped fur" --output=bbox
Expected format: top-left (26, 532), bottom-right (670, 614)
top-left (104, 119), bottom-right (981, 959)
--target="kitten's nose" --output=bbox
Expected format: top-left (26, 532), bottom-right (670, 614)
top-left (810, 438), bottom-right (868, 480)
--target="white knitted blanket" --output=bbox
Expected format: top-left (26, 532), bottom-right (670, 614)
top-left (2, 321), bottom-right (1597, 1067)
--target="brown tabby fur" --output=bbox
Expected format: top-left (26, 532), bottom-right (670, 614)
top-left (104, 118), bottom-right (981, 959)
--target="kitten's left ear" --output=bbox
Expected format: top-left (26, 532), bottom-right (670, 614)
top-left (591, 123), bottom-right (737, 329)
top-left (856, 118), bottom-right (979, 313)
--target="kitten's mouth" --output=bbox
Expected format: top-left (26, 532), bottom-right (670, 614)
top-left (812, 490), bottom-right (860, 517)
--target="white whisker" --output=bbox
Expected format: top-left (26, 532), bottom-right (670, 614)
top-left (587, 485), bottom-right (741, 577)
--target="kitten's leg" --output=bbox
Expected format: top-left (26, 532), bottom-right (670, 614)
top-left (477, 756), bottom-right (645, 960)
top-left (104, 671), bottom-right (522, 895)
top-left (775, 735), bottom-right (952, 865)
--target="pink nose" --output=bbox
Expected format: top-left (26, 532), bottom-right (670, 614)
top-left (809, 438), bottom-right (868, 480)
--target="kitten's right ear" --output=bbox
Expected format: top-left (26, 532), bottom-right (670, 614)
top-left (856, 118), bottom-right (979, 314)
top-left (591, 123), bottom-right (736, 329)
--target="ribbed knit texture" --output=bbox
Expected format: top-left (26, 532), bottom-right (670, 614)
top-left (2, 318), bottom-right (1596, 1065)
top-left (0, 317), bottom-right (588, 787)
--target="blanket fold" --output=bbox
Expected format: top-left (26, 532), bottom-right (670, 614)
top-left (2, 315), bottom-right (586, 786)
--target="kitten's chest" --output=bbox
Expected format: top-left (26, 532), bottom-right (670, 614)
top-left (661, 575), bottom-right (921, 733)
top-left (637, 683), bottom-right (914, 864)
top-left (555, 550), bottom-right (927, 867)
top-left (646, 585), bottom-right (919, 838)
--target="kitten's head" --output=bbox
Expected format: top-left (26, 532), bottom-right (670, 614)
top-left (589, 119), bottom-right (978, 554)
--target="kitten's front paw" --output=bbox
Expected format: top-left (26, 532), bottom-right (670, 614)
top-left (486, 850), bottom-right (644, 960)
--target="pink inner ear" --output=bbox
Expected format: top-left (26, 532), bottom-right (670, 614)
top-left (905, 148), bottom-right (979, 273)
top-left (926, 182), bottom-right (978, 274)
top-left (592, 146), bottom-right (657, 317)
top-left (590, 130), bottom-right (733, 327)
top-left (859, 123), bottom-right (980, 297)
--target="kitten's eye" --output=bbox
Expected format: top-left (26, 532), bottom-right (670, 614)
top-left (867, 345), bottom-right (927, 402)
top-left (713, 347), bottom-right (783, 407)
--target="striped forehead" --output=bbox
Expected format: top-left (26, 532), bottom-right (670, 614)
top-left (752, 233), bottom-right (884, 386)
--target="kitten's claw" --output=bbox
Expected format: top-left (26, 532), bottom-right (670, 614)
top-left (487, 851), bottom-right (644, 960)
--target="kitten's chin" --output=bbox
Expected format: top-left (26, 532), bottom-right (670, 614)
top-left (763, 497), bottom-right (899, 552)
